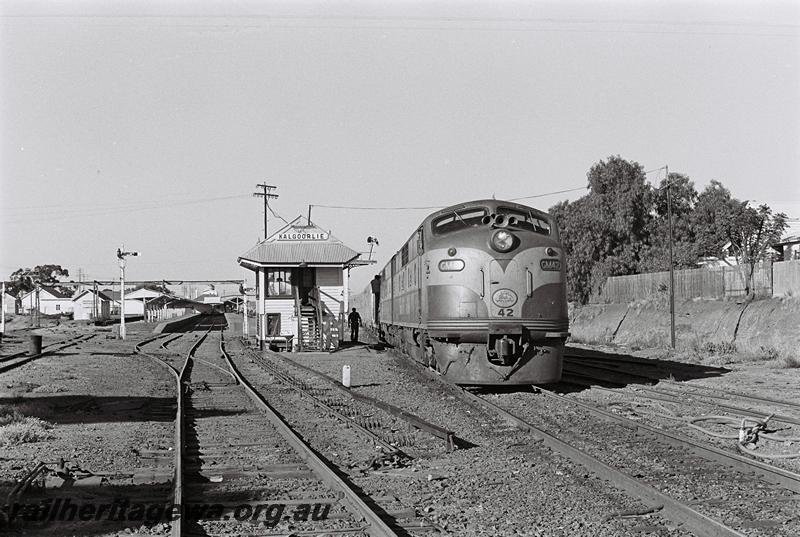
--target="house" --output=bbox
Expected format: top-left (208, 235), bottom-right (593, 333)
top-left (122, 287), bottom-right (165, 316)
top-left (20, 287), bottom-right (75, 315)
top-left (772, 220), bottom-right (800, 261)
top-left (2, 291), bottom-right (18, 315)
top-left (101, 289), bottom-right (122, 315)
top-left (99, 286), bottom-right (165, 317)
top-left (72, 289), bottom-right (112, 321)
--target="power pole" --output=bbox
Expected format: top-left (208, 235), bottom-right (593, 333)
top-left (117, 247), bottom-right (139, 340)
top-left (665, 165), bottom-right (676, 349)
top-left (35, 285), bottom-right (41, 328)
top-left (253, 184), bottom-right (278, 240)
top-left (93, 281), bottom-right (98, 321)
top-left (1, 281), bottom-right (5, 341)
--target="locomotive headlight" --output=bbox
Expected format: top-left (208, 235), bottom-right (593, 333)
top-left (438, 259), bottom-right (465, 272)
top-left (491, 229), bottom-right (516, 253)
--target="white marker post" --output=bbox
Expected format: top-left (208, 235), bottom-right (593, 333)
top-left (342, 365), bottom-right (351, 388)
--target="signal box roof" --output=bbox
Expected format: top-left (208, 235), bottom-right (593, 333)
top-left (238, 216), bottom-right (368, 268)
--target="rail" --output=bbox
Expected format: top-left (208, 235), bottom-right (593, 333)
top-left (399, 352), bottom-right (756, 537)
top-left (457, 387), bottom-right (748, 537)
top-left (269, 351), bottom-right (458, 451)
top-left (219, 336), bottom-right (400, 537)
top-left (134, 317), bottom-right (221, 537)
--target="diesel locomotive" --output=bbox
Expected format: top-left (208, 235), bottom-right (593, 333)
top-left (354, 199), bottom-right (569, 385)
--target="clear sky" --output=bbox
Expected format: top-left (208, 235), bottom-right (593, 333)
top-left (2, 0), bottom-right (798, 293)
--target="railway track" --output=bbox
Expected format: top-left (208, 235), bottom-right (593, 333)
top-left (380, 343), bottom-right (799, 537)
top-left (562, 350), bottom-right (800, 464)
top-left (250, 349), bottom-right (460, 452)
top-left (458, 386), bottom-right (799, 536)
top-left (152, 320), bottom-right (405, 536)
top-left (225, 339), bottom-right (446, 535)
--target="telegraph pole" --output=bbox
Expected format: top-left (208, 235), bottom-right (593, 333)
top-left (117, 247), bottom-right (139, 340)
top-left (253, 184), bottom-right (278, 240)
top-left (93, 281), bottom-right (98, 320)
top-left (35, 285), bottom-right (41, 328)
top-left (665, 165), bottom-right (676, 349)
top-left (1, 281), bottom-right (5, 342)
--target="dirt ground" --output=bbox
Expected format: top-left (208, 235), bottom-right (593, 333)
top-left (1, 315), bottom-right (798, 536)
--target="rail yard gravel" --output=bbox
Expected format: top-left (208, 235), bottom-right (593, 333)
top-left (278, 342), bottom-right (693, 536)
top-left (1, 323), bottom-right (175, 536)
top-left (3, 318), bottom-right (799, 536)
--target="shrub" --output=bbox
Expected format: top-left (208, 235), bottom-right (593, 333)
top-left (758, 345), bottom-right (780, 360)
top-left (0, 417), bottom-right (54, 446)
top-left (778, 354), bottom-right (800, 368)
top-left (0, 406), bottom-right (23, 426)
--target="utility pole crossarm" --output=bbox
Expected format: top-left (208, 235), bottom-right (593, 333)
top-left (253, 183), bottom-right (279, 240)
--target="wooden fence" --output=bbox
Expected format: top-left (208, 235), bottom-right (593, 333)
top-left (774, 259), bottom-right (800, 297)
top-left (595, 260), bottom-right (800, 303)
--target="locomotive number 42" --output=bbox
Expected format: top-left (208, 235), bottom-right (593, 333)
top-left (496, 308), bottom-right (514, 316)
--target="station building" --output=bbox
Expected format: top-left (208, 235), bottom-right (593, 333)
top-left (238, 216), bottom-right (372, 351)
top-left (20, 287), bottom-right (74, 315)
top-left (72, 289), bottom-right (112, 321)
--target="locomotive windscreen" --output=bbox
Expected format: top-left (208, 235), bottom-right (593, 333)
top-left (432, 208), bottom-right (488, 235)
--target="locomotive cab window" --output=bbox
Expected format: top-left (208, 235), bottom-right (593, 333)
top-left (432, 208), bottom-right (488, 235)
top-left (497, 206), bottom-right (552, 235)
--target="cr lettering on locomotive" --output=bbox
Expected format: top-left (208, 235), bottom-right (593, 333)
top-left (540, 258), bottom-right (561, 271)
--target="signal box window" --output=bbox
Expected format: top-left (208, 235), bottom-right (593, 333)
top-left (432, 208), bottom-right (488, 235)
top-left (267, 269), bottom-right (293, 297)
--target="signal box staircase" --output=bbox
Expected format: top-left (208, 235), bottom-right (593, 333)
top-left (295, 288), bottom-right (343, 352)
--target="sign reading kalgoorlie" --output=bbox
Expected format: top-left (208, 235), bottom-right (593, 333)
top-left (276, 231), bottom-right (329, 241)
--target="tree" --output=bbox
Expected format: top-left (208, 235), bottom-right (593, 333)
top-left (550, 155), bottom-right (654, 303)
top-left (691, 180), bottom-right (741, 259)
top-left (551, 158), bottom-right (788, 303)
top-left (551, 198), bottom-right (597, 304)
top-left (724, 203), bottom-right (787, 296)
top-left (586, 156), bottom-right (652, 281)
top-left (7, 265), bottom-right (71, 297)
top-left (639, 173), bottom-right (699, 272)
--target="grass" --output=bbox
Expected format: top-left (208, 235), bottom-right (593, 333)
top-left (0, 404), bottom-right (54, 446)
top-left (778, 354), bottom-right (800, 369)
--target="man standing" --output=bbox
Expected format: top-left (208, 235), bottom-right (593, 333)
top-left (347, 307), bottom-right (362, 342)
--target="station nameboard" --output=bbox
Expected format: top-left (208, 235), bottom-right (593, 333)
top-left (276, 230), bottom-right (329, 241)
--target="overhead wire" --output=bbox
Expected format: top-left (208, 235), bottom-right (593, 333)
top-left (2, 194), bottom-right (251, 224)
top-left (312, 185), bottom-right (588, 211)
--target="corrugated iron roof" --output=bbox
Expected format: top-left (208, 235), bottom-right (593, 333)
top-left (776, 220), bottom-right (800, 245)
top-left (239, 242), bottom-right (361, 266)
top-left (21, 286), bottom-right (74, 300)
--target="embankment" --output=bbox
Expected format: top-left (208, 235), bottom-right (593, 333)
top-left (569, 297), bottom-right (800, 358)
